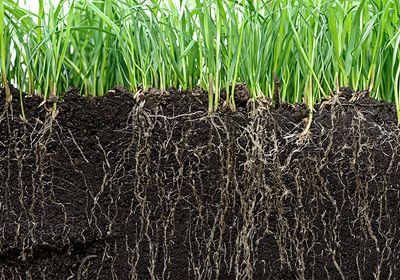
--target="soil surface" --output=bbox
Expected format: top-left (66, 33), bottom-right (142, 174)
top-left (0, 85), bottom-right (399, 279)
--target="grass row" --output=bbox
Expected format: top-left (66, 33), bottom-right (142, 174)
top-left (1, 0), bottom-right (400, 124)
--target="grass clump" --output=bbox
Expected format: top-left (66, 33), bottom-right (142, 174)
top-left (0, 0), bottom-right (11, 102)
top-left (0, 0), bottom-right (400, 123)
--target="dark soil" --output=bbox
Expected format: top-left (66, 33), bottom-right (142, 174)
top-left (0, 85), bottom-right (399, 279)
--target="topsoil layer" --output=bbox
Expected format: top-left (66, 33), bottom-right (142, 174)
top-left (0, 86), bottom-right (399, 279)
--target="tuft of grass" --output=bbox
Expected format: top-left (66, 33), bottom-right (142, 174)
top-left (1, 0), bottom-right (400, 124)
top-left (0, 0), bottom-right (11, 102)
top-left (392, 29), bottom-right (400, 124)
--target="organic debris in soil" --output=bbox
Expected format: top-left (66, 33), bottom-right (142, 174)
top-left (0, 85), bottom-right (399, 279)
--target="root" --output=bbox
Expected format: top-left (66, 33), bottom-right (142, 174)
top-left (77, 255), bottom-right (97, 280)
top-left (298, 111), bottom-right (313, 144)
top-left (1, 90), bottom-right (400, 279)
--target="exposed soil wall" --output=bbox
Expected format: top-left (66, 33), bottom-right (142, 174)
top-left (0, 87), bottom-right (400, 279)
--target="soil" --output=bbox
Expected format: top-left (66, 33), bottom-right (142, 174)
top-left (0, 84), bottom-right (399, 279)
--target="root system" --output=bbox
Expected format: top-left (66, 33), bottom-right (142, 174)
top-left (0, 87), bottom-right (399, 279)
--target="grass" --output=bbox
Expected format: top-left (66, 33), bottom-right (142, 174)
top-left (0, 0), bottom-right (10, 102)
top-left (0, 0), bottom-right (400, 123)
